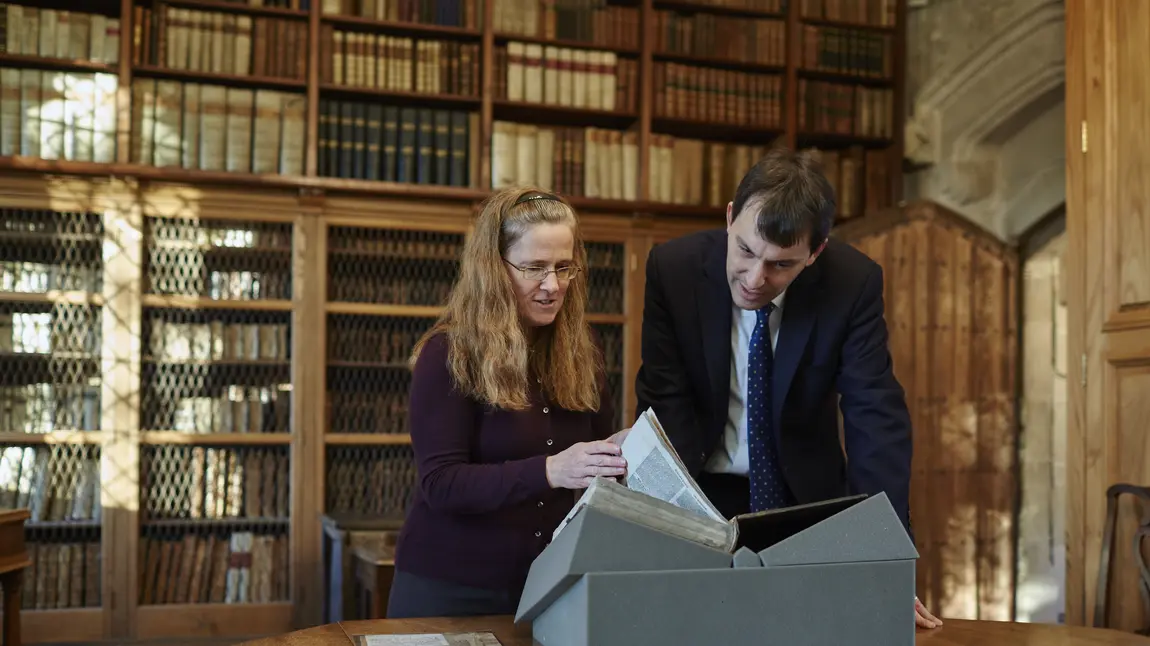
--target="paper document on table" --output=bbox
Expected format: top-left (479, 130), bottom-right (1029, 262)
top-left (354, 633), bottom-right (502, 646)
top-left (621, 408), bottom-right (726, 523)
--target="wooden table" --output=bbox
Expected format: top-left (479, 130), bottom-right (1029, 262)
top-left (0, 509), bottom-right (31, 646)
top-left (239, 615), bottom-right (1150, 646)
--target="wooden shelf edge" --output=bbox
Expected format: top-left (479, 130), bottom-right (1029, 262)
top-left (136, 601), bottom-right (292, 639)
top-left (0, 607), bottom-right (103, 644)
top-left (141, 294), bottom-right (294, 311)
top-left (326, 302), bottom-right (443, 317)
top-left (167, 0), bottom-right (310, 18)
top-left (0, 431), bottom-right (107, 444)
top-left (587, 313), bottom-right (627, 324)
top-left (141, 432), bottom-right (292, 445)
top-left (326, 433), bottom-right (412, 445)
top-left (494, 33), bottom-right (640, 55)
top-left (320, 14), bottom-right (482, 38)
top-left (0, 52), bottom-right (116, 75)
top-left (0, 291), bottom-right (104, 306)
top-left (133, 65), bottom-right (308, 91)
top-left (800, 16), bottom-right (896, 32)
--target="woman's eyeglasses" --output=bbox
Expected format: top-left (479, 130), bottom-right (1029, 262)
top-left (504, 260), bottom-right (582, 281)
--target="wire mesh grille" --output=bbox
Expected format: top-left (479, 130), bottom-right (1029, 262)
top-left (142, 307), bottom-right (292, 433)
top-left (0, 209), bottom-right (104, 294)
top-left (0, 443), bottom-right (101, 609)
top-left (326, 226), bottom-right (463, 305)
top-left (327, 314), bottom-right (435, 434)
top-left (0, 301), bottom-right (102, 433)
top-left (585, 241), bottom-right (624, 314)
top-left (592, 322), bottom-right (624, 426)
top-left (326, 445), bottom-right (415, 517)
top-left (144, 217), bottom-right (293, 300)
top-left (139, 445), bottom-right (290, 604)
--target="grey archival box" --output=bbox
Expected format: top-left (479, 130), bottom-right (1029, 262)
top-left (515, 491), bottom-right (919, 646)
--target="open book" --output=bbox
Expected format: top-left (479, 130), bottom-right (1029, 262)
top-left (553, 407), bottom-right (866, 554)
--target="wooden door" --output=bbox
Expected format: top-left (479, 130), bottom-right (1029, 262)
top-left (1066, 0), bottom-right (1150, 631)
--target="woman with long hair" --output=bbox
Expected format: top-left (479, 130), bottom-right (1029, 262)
top-left (387, 186), bottom-right (627, 618)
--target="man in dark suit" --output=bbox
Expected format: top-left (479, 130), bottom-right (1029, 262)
top-left (634, 147), bottom-right (942, 629)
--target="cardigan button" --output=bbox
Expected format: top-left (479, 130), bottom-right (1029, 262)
top-left (546, 439), bottom-right (553, 446)
top-left (543, 407), bottom-right (549, 414)
top-left (535, 531), bottom-right (542, 537)
top-left (538, 501), bottom-right (544, 507)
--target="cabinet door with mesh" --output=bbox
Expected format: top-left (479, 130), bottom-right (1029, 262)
top-left (0, 207), bottom-right (105, 615)
top-left (324, 224), bottom-right (464, 520)
top-left (139, 214), bottom-right (294, 608)
top-left (585, 240), bottom-right (626, 429)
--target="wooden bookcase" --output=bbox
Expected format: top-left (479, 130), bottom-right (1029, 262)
top-left (0, 0), bottom-right (906, 640)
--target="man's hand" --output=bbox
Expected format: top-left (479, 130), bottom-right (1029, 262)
top-left (915, 597), bottom-right (942, 629)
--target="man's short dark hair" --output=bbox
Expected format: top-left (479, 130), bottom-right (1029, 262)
top-left (730, 146), bottom-right (836, 253)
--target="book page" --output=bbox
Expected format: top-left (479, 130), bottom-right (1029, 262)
top-left (621, 408), bottom-right (726, 522)
top-left (354, 633), bottom-right (502, 646)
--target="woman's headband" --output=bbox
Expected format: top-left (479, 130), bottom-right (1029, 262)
top-left (514, 191), bottom-right (561, 205)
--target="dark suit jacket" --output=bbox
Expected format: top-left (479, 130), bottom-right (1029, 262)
top-left (634, 229), bottom-right (914, 534)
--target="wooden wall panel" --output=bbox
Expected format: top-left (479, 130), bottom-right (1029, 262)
top-left (1067, 0), bottom-right (1150, 631)
top-left (835, 201), bottom-right (1020, 621)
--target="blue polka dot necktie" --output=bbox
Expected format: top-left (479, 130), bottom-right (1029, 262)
top-left (748, 303), bottom-right (794, 512)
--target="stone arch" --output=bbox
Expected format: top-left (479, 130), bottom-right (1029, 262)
top-left (904, 0), bottom-right (1065, 241)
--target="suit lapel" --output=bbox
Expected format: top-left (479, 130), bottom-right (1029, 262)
top-left (772, 260), bottom-right (822, 433)
top-left (699, 235), bottom-right (733, 417)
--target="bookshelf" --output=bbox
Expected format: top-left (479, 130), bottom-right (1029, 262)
top-left (0, 0), bottom-right (905, 640)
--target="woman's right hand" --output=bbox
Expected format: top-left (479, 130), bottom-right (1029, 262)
top-left (545, 441), bottom-right (627, 489)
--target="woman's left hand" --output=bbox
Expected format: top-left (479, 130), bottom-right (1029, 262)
top-left (606, 428), bottom-right (630, 446)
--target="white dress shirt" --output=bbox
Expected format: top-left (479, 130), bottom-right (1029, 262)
top-left (704, 291), bottom-right (786, 476)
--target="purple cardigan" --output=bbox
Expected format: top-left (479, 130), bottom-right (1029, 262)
top-left (392, 332), bottom-right (617, 593)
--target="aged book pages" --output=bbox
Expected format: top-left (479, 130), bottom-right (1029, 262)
top-left (352, 633), bottom-right (502, 646)
top-left (552, 407), bottom-right (737, 552)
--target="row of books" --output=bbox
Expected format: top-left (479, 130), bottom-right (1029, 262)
top-left (325, 450), bottom-right (415, 515)
top-left (148, 319), bottom-right (291, 363)
top-left (143, 447), bottom-right (290, 520)
top-left (147, 220), bottom-right (292, 252)
top-left (0, 5), bottom-right (121, 64)
top-left (132, 79), bottom-right (307, 176)
top-left (0, 69), bottom-right (118, 163)
top-left (139, 531), bottom-right (289, 605)
top-left (499, 42), bottom-right (635, 113)
top-left (23, 541), bottom-right (101, 610)
top-left (0, 385), bottom-right (101, 435)
top-left (0, 311), bottom-right (99, 355)
top-left (0, 261), bottom-right (102, 294)
top-left (653, 13), bottom-right (786, 66)
top-left (321, 0), bottom-right (476, 29)
top-left (649, 136), bottom-right (892, 218)
top-left (0, 209), bottom-right (102, 237)
top-left (492, 122), bottom-right (638, 202)
top-left (0, 446), bottom-right (101, 522)
top-left (493, 0), bottom-right (639, 49)
top-left (327, 227), bottom-right (462, 258)
top-left (653, 62), bottom-right (783, 128)
top-left (318, 101), bottom-right (478, 186)
top-left (146, 386), bottom-right (292, 435)
top-left (798, 80), bottom-right (893, 139)
top-left (800, 0), bottom-right (896, 27)
top-left (132, 6), bottom-right (308, 81)
top-left (147, 268), bottom-right (292, 301)
top-left (323, 30), bottom-right (481, 96)
top-left (801, 25), bottom-right (893, 79)
top-left (327, 318), bottom-right (432, 364)
top-left (327, 389), bottom-right (410, 434)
